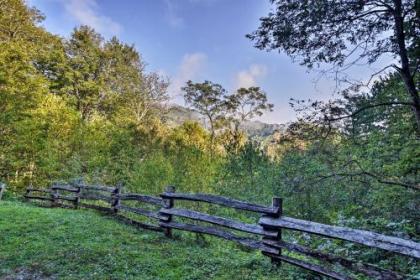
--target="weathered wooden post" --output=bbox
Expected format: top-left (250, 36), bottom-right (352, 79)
top-left (71, 179), bottom-right (82, 209)
top-left (24, 183), bottom-right (33, 201)
top-left (51, 182), bottom-right (59, 207)
top-left (262, 197), bottom-right (282, 265)
top-left (111, 182), bottom-right (122, 213)
top-left (0, 183), bottom-right (5, 200)
top-left (160, 185), bottom-right (175, 238)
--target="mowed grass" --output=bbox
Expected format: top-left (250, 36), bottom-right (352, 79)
top-left (0, 200), bottom-right (304, 280)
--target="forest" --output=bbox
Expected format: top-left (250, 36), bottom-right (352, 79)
top-left (0, 0), bottom-right (419, 279)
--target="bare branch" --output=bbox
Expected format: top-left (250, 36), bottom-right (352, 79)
top-left (326, 101), bottom-right (413, 122)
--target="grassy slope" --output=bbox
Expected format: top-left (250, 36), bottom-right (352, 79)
top-left (0, 200), bottom-right (304, 280)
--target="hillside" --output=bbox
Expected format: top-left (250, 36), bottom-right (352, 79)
top-left (164, 104), bottom-right (286, 137)
top-left (0, 200), bottom-right (304, 280)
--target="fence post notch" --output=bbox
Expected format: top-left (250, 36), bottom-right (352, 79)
top-left (51, 182), bottom-right (59, 207)
top-left (160, 185), bottom-right (176, 238)
top-left (262, 197), bottom-right (282, 265)
top-left (111, 182), bottom-right (122, 214)
top-left (71, 178), bottom-right (83, 209)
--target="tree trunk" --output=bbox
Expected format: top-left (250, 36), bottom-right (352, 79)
top-left (209, 117), bottom-right (215, 157)
top-left (400, 69), bottom-right (420, 131)
top-left (393, 0), bottom-right (420, 133)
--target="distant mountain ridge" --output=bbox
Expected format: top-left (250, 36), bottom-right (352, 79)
top-left (164, 104), bottom-right (286, 137)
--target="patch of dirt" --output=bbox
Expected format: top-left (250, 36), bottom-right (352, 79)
top-left (1, 268), bottom-right (55, 280)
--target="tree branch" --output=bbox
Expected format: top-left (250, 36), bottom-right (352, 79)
top-left (325, 101), bottom-right (413, 122)
top-left (310, 160), bottom-right (419, 191)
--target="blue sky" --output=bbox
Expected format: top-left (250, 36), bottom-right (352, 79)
top-left (29, 0), bottom-right (361, 124)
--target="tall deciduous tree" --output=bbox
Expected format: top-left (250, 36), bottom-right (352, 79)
top-left (62, 30), bottom-right (168, 124)
top-left (0, 0), bottom-right (64, 184)
top-left (0, 0), bottom-right (44, 42)
top-left (226, 87), bottom-right (274, 131)
top-left (248, 0), bottom-right (419, 131)
top-left (225, 87), bottom-right (273, 152)
top-left (102, 36), bottom-right (144, 115)
top-left (63, 26), bottom-right (104, 121)
top-left (0, 0), bottom-right (67, 94)
top-left (118, 71), bottom-right (169, 125)
top-left (182, 80), bottom-right (227, 152)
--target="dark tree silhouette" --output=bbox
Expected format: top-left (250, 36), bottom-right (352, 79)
top-left (248, 0), bottom-right (419, 131)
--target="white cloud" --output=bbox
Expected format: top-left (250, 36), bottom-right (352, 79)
top-left (234, 64), bottom-right (268, 89)
top-left (63, 0), bottom-right (122, 36)
top-left (164, 0), bottom-right (185, 28)
top-left (167, 52), bottom-right (208, 101)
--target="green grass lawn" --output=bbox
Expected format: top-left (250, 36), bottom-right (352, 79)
top-left (0, 199), bottom-right (306, 280)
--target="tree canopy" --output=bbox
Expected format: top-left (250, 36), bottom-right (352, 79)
top-left (248, 0), bottom-right (419, 131)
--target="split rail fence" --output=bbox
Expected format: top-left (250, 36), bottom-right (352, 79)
top-left (24, 181), bottom-right (420, 280)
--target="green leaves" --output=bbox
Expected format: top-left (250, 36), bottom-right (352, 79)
top-left (182, 81), bottom-right (274, 154)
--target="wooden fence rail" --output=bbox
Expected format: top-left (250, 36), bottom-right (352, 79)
top-left (259, 216), bottom-right (420, 259)
top-left (160, 191), bottom-right (279, 214)
top-left (159, 207), bottom-right (277, 237)
top-left (24, 181), bottom-right (419, 280)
